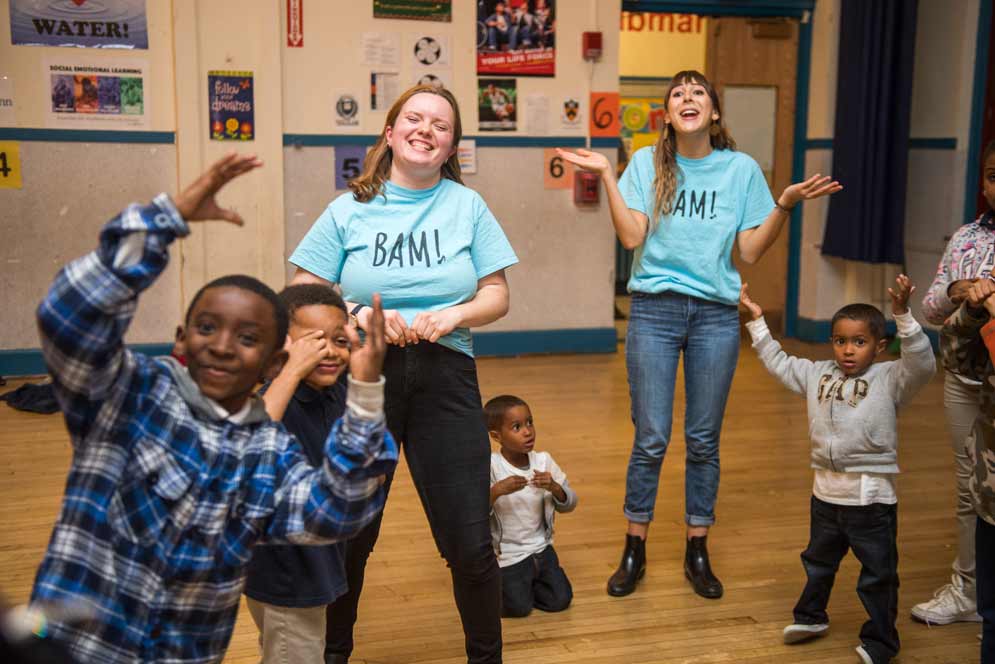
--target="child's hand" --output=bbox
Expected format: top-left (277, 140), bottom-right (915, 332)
top-left (493, 476), bottom-right (528, 497)
top-left (739, 284), bottom-right (763, 320)
top-left (968, 278), bottom-right (995, 315)
top-left (283, 330), bottom-right (330, 381)
top-left (531, 471), bottom-right (556, 490)
top-left (174, 152), bottom-right (263, 225)
top-left (347, 293), bottom-right (386, 383)
top-left (948, 279), bottom-right (979, 305)
top-left (778, 173), bottom-right (843, 209)
top-left (887, 274), bottom-right (915, 315)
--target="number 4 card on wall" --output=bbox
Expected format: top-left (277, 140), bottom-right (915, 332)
top-left (335, 145), bottom-right (367, 190)
top-left (0, 141), bottom-right (23, 189)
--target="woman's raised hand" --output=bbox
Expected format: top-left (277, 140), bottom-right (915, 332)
top-left (555, 148), bottom-right (611, 176)
top-left (779, 174), bottom-right (842, 209)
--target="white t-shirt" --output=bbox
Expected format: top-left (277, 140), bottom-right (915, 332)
top-left (490, 451), bottom-right (566, 568)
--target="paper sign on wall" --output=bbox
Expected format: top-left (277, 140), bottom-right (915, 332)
top-left (10, 0), bottom-right (148, 49)
top-left (371, 72), bottom-right (399, 111)
top-left (0, 141), bottom-right (23, 189)
top-left (287, 0), bottom-right (303, 47)
top-left (457, 139), bottom-right (476, 174)
top-left (543, 148), bottom-right (573, 190)
top-left (408, 34), bottom-right (449, 67)
top-left (361, 32), bottom-right (401, 67)
top-left (561, 97), bottom-right (582, 131)
top-left (333, 89), bottom-right (361, 128)
top-left (0, 77), bottom-right (15, 126)
top-left (590, 92), bottom-right (620, 138)
top-left (335, 145), bottom-right (366, 190)
top-left (45, 56), bottom-right (149, 129)
top-left (208, 71), bottom-right (254, 141)
top-left (412, 68), bottom-right (452, 90)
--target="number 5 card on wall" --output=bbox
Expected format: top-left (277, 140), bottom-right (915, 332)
top-left (335, 145), bottom-right (367, 190)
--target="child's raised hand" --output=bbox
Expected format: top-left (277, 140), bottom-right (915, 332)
top-left (531, 470), bottom-right (556, 490)
top-left (347, 293), bottom-right (387, 383)
top-left (739, 284), bottom-right (763, 320)
top-left (174, 152), bottom-right (263, 225)
top-left (778, 173), bottom-right (842, 209)
top-left (283, 330), bottom-right (330, 381)
top-left (493, 475), bottom-right (528, 497)
top-left (887, 274), bottom-right (915, 315)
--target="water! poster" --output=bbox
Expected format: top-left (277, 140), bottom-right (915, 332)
top-left (10, 0), bottom-right (148, 49)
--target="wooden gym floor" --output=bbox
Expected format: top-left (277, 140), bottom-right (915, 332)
top-left (0, 336), bottom-right (981, 663)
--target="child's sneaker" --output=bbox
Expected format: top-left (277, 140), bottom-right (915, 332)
top-left (910, 574), bottom-right (981, 624)
top-left (855, 644), bottom-right (873, 663)
top-left (782, 622), bottom-right (828, 644)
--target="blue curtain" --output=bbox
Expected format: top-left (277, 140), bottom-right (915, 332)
top-left (821, 0), bottom-right (918, 264)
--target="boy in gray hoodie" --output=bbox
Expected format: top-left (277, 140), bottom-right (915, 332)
top-left (741, 275), bottom-right (935, 664)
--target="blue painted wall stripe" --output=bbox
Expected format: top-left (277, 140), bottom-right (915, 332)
top-left (0, 128), bottom-right (175, 144)
top-left (785, 18), bottom-right (813, 338)
top-left (0, 329), bottom-right (617, 376)
top-left (283, 134), bottom-right (609, 149)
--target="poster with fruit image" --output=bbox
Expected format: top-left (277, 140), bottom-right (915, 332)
top-left (208, 70), bottom-right (254, 141)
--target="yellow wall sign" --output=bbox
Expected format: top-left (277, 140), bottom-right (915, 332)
top-left (619, 12), bottom-right (708, 78)
top-left (0, 141), bottom-right (22, 189)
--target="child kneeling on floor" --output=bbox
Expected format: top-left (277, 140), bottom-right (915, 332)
top-left (740, 275), bottom-right (935, 664)
top-left (486, 395), bottom-right (577, 617)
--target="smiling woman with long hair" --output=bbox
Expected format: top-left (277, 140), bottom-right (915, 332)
top-left (559, 70), bottom-right (841, 600)
top-left (288, 84), bottom-right (518, 664)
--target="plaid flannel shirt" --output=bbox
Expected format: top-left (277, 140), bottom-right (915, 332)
top-left (30, 195), bottom-right (397, 663)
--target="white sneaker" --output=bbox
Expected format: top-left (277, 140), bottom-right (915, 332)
top-left (855, 645), bottom-right (874, 664)
top-left (783, 622), bottom-right (829, 644)
top-left (910, 574), bottom-right (982, 625)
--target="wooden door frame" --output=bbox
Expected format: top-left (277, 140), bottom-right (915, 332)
top-left (622, 0), bottom-right (814, 336)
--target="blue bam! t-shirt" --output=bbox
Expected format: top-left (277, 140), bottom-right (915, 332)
top-left (618, 147), bottom-right (774, 305)
top-left (289, 179), bottom-right (518, 357)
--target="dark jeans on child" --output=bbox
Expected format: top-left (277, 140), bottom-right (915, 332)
top-left (793, 496), bottom-right (899, 663)
top-left (325, 343), bottom-right (502, 664)
top-left (977, 517), bottom-right (995, 664)
top-left (500, 545), bottom-right (572, 618)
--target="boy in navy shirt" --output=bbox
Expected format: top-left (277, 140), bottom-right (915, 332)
top-left (245, 284), bottom-right (363, 663)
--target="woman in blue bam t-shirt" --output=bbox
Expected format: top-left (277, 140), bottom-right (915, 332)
top-left (559, 70), bottom-right (840, 600)
top-left (289, 85), bottom-right (518, 664)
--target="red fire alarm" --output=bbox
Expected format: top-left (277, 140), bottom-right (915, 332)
top-left (582, 31), bottom-right (602, 61)
top-left (574, 171), bottom-right (600, 205)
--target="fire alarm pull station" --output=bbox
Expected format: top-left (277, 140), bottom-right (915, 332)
top-left (582, 31), bottom-right (602, 61)
top-left (574, 171), bottom-right (600, 205)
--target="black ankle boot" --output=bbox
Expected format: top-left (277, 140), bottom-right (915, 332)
top-left (685, 535), bottom-right (723, 599)
top-left (607, 534), bottom-right (646, 596)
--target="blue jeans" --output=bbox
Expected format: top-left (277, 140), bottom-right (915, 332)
top-left (500, 545), bottom-right (572, 618)
top-left (623, 291), bottom-right (740, 526)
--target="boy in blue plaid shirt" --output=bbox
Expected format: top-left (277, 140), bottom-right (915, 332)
top-left (28, 153), bottom-right (398, 664)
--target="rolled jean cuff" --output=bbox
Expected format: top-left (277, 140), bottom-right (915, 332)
top-left (686, 513), bottom-right (715, 527)
top-left (623, 507), bottom-right (653, 523)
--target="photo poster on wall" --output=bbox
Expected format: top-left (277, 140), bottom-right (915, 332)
top-left (208, 71), bottom-right (254, 141)
top-left (374, 0), bottom-right (451, 22)
top-left (478, 78), bottom-right (516, 131)
top-left (45, 56), bottom-right (149, 129)
top-left (10, 0), bottom-right (148, 49)
top-left (477, 0), bottom-right (554, 77)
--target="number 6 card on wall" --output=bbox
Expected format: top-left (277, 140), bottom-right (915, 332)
top-left (589, 92), bottom-right (620, 138)
top-left (543, 148), bottom-right (574, 190)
